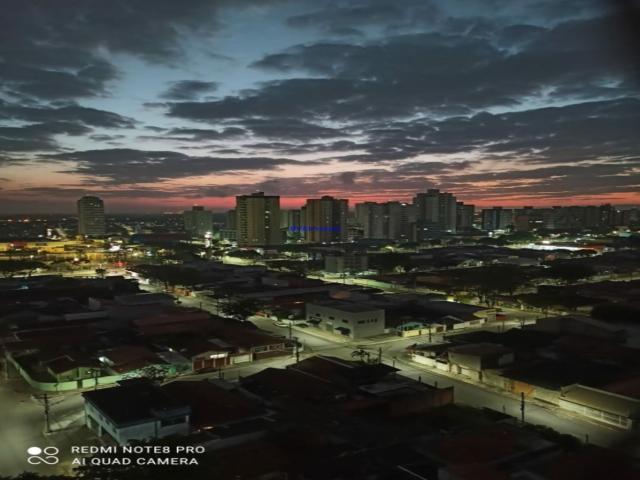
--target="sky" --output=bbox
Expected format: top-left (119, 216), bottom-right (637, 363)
top-left (0, 0), bottom-right (639, 213)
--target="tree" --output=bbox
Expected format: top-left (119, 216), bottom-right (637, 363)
top-left (369, 252), bottom-right (412, 273)
top-left (133, 265), bottom-right (202, 291)
top-left (0, 260), bottom-right (46, 278)
top-left (220, 298), bottom-right (263, 321)
top-left (592, 303), bottom-right (640, 323)
top-left (547, 261), bottom-right (595, 284)
top-left (453, 265), bottom-right (526, 307)
top-left (351, 348), bottom-right (371, 363)
top-left (95, 267), bottom-right (107, 278)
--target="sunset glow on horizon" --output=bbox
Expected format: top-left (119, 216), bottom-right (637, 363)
top-left (1, 0), bottom-right (638, 213)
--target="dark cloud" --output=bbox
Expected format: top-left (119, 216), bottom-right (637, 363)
top-left (171, 13), bottom-right (637, 132)
top-left (42, 148), bottom-right (319, 184)
top-left (330, 98), bottom-right (640, 164)
top-left (239, 118), bottom-right (346, 141)
top-left (139, 127), bottom-right (247, 142)
top-left (286, 0), bottom-right (441, 36)
top-left (0, 100), bottom-right (136, 154)
top-left (1, 61), bottom-right (118, 100)
top-left (160, 81), bottom-right (219, 100)
top-left (89, 134), bottom-right (126, 143)
top-left (0, 122), bottom-right (92, 153)
top-left (0, 0), bottom-right (265, 100)
top-left (0, 102), bottom-right (136, 128)
top-left (1, 0), bottom-right (638, 209)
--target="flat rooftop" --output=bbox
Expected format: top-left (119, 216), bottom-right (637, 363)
top-left (309, 300), bottom-right (382, 313)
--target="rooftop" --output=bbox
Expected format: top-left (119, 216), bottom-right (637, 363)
top-left (308, 300), bottom-right (383, 313)
top-left (561, 384), bottom-right (640, 417)
top-left (83, 381), bottom-right (190, 427)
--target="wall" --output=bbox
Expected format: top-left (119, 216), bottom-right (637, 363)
top-left (306, 303), bottom-right (385, 339)
top-left (558, 398), bottom-right (632, 430)
top-left (8, 353), bottom-right (121, 392)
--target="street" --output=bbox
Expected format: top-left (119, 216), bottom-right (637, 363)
top-left (0, 376), bottom-right (88, 477)
top-left (1, 271), bottom-right (632, 477)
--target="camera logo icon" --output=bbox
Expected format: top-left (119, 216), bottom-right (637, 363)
top-left (27, 446), bottom-right (60, 465)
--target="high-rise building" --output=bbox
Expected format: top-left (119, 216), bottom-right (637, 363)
top-left (77, 195), bottom-right (106, 237)
top-left (226, 209), bottom-right (237, 230)
top-left (481, 207), bottom-right (514, 232)
top-left (413, 189), bottom-right (457, 235)
top-left (355, 201), bottom-right (415, 240)
top-left (355, 202), bottom-right (385, 239)
top-left (456, 202), bottom-right (475, 231)
top-left (236, 192), bottom-right (281, 246)
top-left (183, 205), bottom-right (213, 238)
top-left (280, 209), bottom-right (302, 230)
top-left (301, 196), bottom-right (348, 243)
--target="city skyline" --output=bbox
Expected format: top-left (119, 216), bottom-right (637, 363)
top-left (1, 0), bottom-right (639, 213)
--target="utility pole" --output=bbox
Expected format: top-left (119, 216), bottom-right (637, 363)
top-left (378, 347), bottom-right (382, 364)
top-left (520, 392), bottom-right (525, 424)
top-left (288, 320), bottom-right (293, 340)
top-left (42, 393), bottom-right (52, 434)
top-left (294, 336), bottom-right (300, 363)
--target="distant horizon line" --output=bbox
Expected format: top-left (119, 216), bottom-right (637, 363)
top-left (1, 203), bottom-right (639, 217)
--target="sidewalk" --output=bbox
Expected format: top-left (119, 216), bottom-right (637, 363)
top-left (396, 355), bottom-right (624, 433)
top-left (291, 325), bottom-right (350, 344)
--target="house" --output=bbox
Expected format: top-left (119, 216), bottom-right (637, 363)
top-left (559, 384), bottom-right (640, 430)
top-left (162, 379), bottom-right (265, 432)
top-left (83, 379), bottom-right (191, 445)
top-left (45, 355), bottom-right (102, 383)
top-left (526, 315), bottom-right (626, 342)
top-left (164, 337), bottom-right (237, 372)
top-left (207, 318), bottom-right (287, 361)
top-left (288, 355), bottom-right (398, 389)
top-left (132, 307), bottom-right (211, 337)
top-left (98, 345), bottom-right (168, 376)
top-left (305, 300), bottom-right (385, 339)
top-left (408, 342), bottom-right (514, 382)
top-left (447, 343), bottom-right (515, 380)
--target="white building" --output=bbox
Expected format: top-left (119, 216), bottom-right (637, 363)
top-left (83, 381), bottom-right (190, 445)
top-left (306, 300), bottom-right (385, 339)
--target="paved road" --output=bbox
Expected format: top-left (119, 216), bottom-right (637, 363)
top-left (152, 279), bottom-right (633, 448)
top-left (381, 356), bottom-right (628, 448)
top-left (0, 376), bottom-right (86, 476)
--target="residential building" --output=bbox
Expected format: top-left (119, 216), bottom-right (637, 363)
top-left (413, 189), bottom-right (457, 238)
top-left (301, 196), bottom-right (348, 243)
top-left (280, 209), bottom-right (301, 230)
top-left (77, 195), bottom-right (106, 237)
top-left (481, 207), bottom-right (514, 232)
top-left (456, 202), bottom-right (475, 230)
top-left (183, 205), bottom-right (213, 238)
top-left (83, 380), bottom-right (191, 445)
top-left (225, 209), bottom-right (236, 230)
top-left (559, 384), bottom-right (640, 430)
top-left (355, 201), bottom-right (415, 240)
top-left (305, 300), bottom-right (385, 339)
top-left (236, 192), bottom-right (281, 246)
